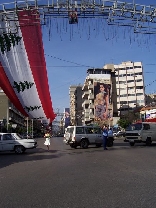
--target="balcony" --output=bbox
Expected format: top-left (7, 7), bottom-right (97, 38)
top-left (82, 100), bottom-right (90, 107)
top-left (88, 84), bottom-right (94, 90)
top-left (84, 112), bottom-right (89, 117)
top-left (84, 117), bottom-right (90, 122)
top-left (89, 103), bottom-right (94, 109)
top-left (82, 84), bottom-right (88, 91)
top-left (89, 113), bottom-right (94, 119)
top-left (84, 109), bottom-right (90, 113)
top-left (88, 94), bottom-right (94, 100)
top-left (9, 107), bottom-right (25, 118)
top-left (82, 91), bottom-right (89, 99)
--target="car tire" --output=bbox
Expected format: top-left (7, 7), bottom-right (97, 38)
top-left (146, 138), bottom-right (152, 146)
top-left (129, 142), bottom-right (135, 146)
top-left (70, 144), bottom-right (77, 149)
top-left (14, 145), bottom-right (25, 154)
top-left (107, 139), bottom-right (114, 147)
top-left (80, 139), bottom-right (88, 149)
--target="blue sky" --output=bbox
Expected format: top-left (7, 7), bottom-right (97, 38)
top-left (42, 0), bottom-right (156, 113)
top-left (2, 0), bottom-right (156, 114)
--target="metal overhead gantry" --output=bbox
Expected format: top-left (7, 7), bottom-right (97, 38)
top-left (0, 0), bottom-right (156, 34)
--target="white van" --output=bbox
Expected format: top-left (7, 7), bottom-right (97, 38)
top-left (125, 122), bottom-right (156, 146)
top-left (63, 125), bottom-right (114, 149)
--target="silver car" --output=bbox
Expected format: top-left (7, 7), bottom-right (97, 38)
top-left (0, 133), bottom-right (37, 154)
top-left (63, 126), bottom-right (114, 149)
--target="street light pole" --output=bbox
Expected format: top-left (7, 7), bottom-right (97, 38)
top-left (6, 107), bottom-right (9, 132)
top-left (31, 119), bottom-right (33, 138)
top-left (26, 117), bottom-right (29, 139)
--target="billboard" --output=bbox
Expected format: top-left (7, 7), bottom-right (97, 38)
top-left (64, 108), bottom-right (71, 128)
top-left (146, 109), bottom-right (156, 119)
top-left (94, 81), bottom-right (113, 124)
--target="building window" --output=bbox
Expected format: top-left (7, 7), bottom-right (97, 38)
top-left (136, 93), bottom-right (143, 96)
top-left (135, 72), bottom-right (142, 75)
top-left (128, 94), bottom-right (135, 96)
top-left (128, 87), bottom-right (134, 90)
top-left (136, 79), bottom-right (142, 82)
top-left (128, 100), bottom-right (137, 103)
top-left (126, 67), bottom-right (133, 70)
top-left (120, 101), bottom-right (127, 104)
top-left (119, 81), bottom-right (126, 84)
top-left (119, 74), bottom-right (126, 77)
top-left (127, 80), bottom-right (134, 83)
top-left (136, 86), bottom-right (143, 89)
top-left (134, 66), bottom-right (142, 68)
top-left (120, 94), bottom-right (127, 97)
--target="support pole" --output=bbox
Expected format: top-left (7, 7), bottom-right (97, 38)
top-left (32, 119), bottom-right (33, 138)
top-left (27, 117), bottom-right (29, 139)
top-left (6, 107), bottom-right (9, 132)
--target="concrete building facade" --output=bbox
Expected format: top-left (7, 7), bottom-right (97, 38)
top-left (80, 61), bottom-right (145, 126)
top-left (114, 61), bottom-right (145, 116)
top-left (69, 85), bottom-right (83, 126)
top-left (0, 88), bottom-right (25, 131)
top-left (82, 66), bottom-right (117, 127)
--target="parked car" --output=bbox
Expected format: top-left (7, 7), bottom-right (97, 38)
top-left (0, 133), bottom-right (37, 154)
top-left (21, 133), bottom-right (33, 139)
top-left (115, 131), bottom-right (125, 137)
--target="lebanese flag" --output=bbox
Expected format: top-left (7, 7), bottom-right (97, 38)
top-left (0, 9), bottom-right (56, 123)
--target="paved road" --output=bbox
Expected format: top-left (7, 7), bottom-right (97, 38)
top-left (0, 137), bottom-right (156, 208)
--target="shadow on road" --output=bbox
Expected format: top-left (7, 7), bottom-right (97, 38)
top-left (1, 138), bottom-right (156, 169)
top-left (63, 141), bottom-right (156, 154)
top-left (0, 148), bottom-right (63, 169)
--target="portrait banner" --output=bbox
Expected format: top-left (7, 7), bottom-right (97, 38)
top-left (94, 81), bottom-right (113, 126)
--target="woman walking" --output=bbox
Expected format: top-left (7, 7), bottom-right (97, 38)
top-left (44, 131), bottom-right (51, 151)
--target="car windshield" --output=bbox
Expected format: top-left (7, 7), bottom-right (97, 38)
top-left (126, 123), bottom-right (142, 131)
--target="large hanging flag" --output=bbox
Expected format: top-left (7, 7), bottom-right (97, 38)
top-left (0, 9), bottom-right (56, 123)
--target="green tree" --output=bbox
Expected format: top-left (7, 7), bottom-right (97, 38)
top-left (117, 118), bottom-right (131, 129)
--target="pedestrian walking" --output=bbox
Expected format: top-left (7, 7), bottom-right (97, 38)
top-left (108, 127), bottom-right (113, 137)
top-left (102, 125), bottom-right (108, 150)
top-left (44, 131), bottom-right (51, 151)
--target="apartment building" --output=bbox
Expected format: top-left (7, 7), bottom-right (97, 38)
top-left (69, 85), bottom-right (83, 126)
top-left (82, 65), bottom-right (116, 127)
top-left (80, 61), bottom-right (145, 126)
top-left (114, 61), bottom-right (145, 116)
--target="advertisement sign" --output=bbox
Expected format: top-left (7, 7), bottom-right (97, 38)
top-left (94, 80), bottom-right (113, 124)
top-left (146, 109), bottom-right (156, 119)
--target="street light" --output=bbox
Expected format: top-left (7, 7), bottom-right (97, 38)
top-left (26, 117), bottom-right (29, 139)
top-left (31, 119), bottom-right (33, 138)
top-left (6, 107), bottom-right (9, 131)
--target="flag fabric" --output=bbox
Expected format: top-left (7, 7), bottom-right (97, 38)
top-left (0, 10), bottom-right (56, 123)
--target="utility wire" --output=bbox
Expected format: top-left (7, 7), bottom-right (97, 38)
top-left (45, 54), bottom-right (95, 68)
